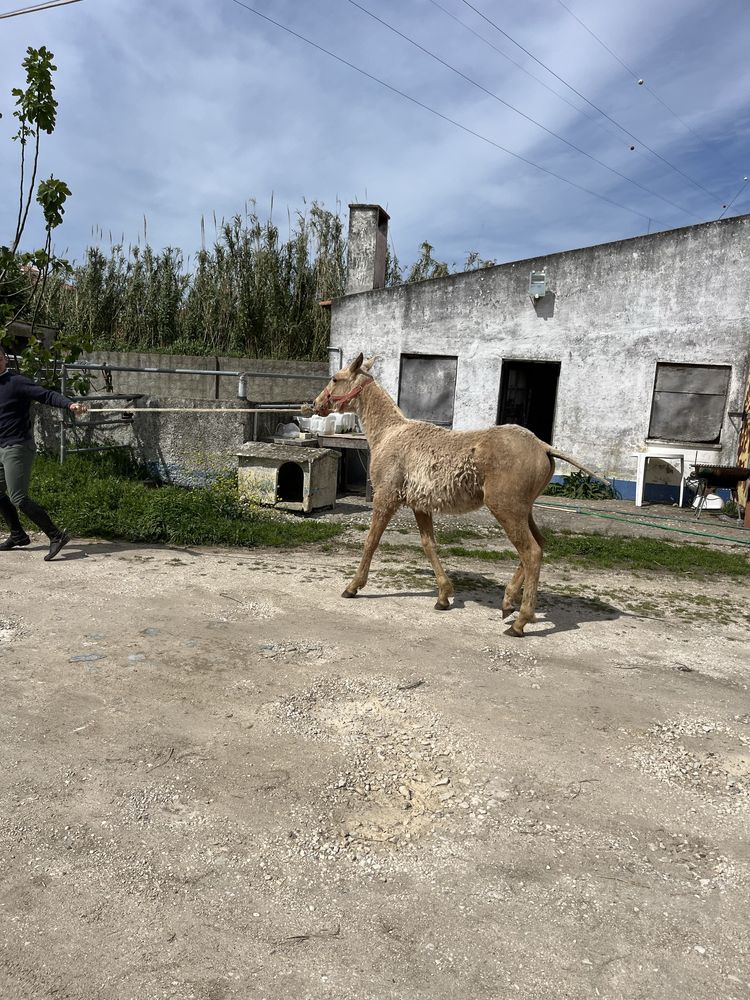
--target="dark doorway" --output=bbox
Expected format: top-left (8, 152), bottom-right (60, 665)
top-left (277, 462), bottom-right (304, 502)
top-left (497, 361), bottom-right (561, 444)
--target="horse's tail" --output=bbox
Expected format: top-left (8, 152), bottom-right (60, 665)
top-left (546, 447), bottom-right (609, 484)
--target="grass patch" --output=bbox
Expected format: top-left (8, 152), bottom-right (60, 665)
top-left (439, 531), bottom-right (749, 577)
top-left (543, 531), bottom-right (749, 577)
top-left (29, 452), bottom-right (343, 548)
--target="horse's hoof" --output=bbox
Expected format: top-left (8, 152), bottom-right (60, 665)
top-left (341, 589), bottom-right (358, 599)
top-left (504, 625), bottom-right (525, 638)
top-left (434, 600), bottom-right (451, 611)
top-left (501, 607), bottom-right (514, 620)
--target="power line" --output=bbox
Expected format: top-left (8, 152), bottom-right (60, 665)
top-left (0, 0), bottom-right (81, 18)
top-left (426, 0), bottom-right (600, 127)
top-left (459, 0), bottom-right (721, 204)
top-left (345, 0), bottom-right (697, 219)
top-left (554, 0), bottom-right (637, 78)
top-left (425, 0), bottom-right (662, 186)
top-left (551, 0), bottom-right (738, 175)
top-left (227, 0), bottom-right (666, 225)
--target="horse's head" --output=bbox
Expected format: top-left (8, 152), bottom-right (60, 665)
top-left (313, 353), bottom-right (377, 416)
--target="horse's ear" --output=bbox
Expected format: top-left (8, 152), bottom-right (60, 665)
top-left (348, 352), bottom-right (364, 373)
top-left (361, 355), bottom-right (379, 373)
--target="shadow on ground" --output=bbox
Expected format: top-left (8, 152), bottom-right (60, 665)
top-left (358, 569), bottom-right (625, 636)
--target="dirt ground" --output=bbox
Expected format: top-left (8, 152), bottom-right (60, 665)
top-left (1, 502), bottom-right (749, 1000)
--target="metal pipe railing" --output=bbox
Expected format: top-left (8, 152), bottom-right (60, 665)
top-left (57, 359), bottom-right (325, 462)
top-left (59, 365), bottom-right (67, 463)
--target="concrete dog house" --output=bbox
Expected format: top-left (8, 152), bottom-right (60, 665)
top-left (236, 442), bottom-right (339, 513)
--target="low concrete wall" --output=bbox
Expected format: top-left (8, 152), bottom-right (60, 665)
top-left (80, 351), bottom-right (328, 404)
top-left (35, 398), bottom-right (253, 486)
top-left (34, 352), bottom-right (329, 487)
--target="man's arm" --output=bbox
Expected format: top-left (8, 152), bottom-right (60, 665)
top-left (15, 375), bottom-right (87, 413)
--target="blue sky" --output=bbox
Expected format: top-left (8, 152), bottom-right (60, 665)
top-left (1, 0), bottom-right (748, 271)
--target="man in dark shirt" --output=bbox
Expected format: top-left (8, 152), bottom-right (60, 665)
top-left (0, 344), bottom-right (88, 560)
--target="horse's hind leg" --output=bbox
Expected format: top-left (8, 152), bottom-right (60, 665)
top-left (520, 512), bottom-right (546, 620)
top-left (488, 506), bottom-right (543, 637)
top-left (413, 510), bottom-right (454, 610)
top-left (342, 501), bottom-right (398, 598)
top-left (501, 562), bottom-right (525, 619)
top-left (528, 511), bottom-right (545, 551)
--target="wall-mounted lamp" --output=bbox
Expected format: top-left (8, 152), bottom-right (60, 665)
top-left (528, 270), bottom-right (547, 301)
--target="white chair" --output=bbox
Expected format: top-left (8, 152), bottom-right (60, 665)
top-left (633, 447), bottom-right (695, 507)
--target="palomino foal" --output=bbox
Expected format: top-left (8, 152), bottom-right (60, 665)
top-left (313, 354), bottom-right (599, 637)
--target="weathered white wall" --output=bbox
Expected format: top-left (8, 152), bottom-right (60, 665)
top-left (331, 215), bottom-right (750, 486)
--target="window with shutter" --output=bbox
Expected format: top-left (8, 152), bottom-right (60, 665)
top-left (398, 355), bottom-right (458, 427)
top-left (648, 363), bottom-right (731, 443)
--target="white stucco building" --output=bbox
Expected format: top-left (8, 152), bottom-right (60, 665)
top-left (329, 205), bottom-right (750, 502)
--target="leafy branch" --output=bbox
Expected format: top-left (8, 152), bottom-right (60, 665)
top-left (1, 46), bottom-right (88, 390)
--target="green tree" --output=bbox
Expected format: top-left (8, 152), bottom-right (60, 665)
top-left (0, 46), bottom-right (89, 390)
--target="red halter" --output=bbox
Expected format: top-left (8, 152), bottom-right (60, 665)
top-left (319, 373), bottom-right (373, 412)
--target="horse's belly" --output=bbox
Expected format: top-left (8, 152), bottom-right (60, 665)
top-left (401, 470), bottom-right (483, 514)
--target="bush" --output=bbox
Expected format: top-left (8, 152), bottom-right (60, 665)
top-left (27, 451), bottom-right (342, 548)
top-left (544, 471), bottom-right (619, 500)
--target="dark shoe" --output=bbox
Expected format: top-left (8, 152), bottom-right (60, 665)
top-left (44, 531), bottom-right (70, 561)
top-left (0, 532), bottom-right (31, 550)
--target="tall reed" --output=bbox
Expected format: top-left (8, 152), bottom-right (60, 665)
top-left (39, 201), bottom-right (494, 360)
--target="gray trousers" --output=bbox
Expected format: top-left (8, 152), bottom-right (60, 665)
top-left (0, 440), bottom-right (36, 505)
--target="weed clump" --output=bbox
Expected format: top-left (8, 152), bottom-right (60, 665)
top-left (544, 471), bottom-right (619, 500)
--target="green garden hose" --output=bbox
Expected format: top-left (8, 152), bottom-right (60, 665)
top-left (534, 501), bottom-right (750, 547)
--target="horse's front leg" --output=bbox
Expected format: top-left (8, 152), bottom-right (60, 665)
top-left (342, 501), bottom-right (399, 598)
top-left (413, 510), bottom-right (454, 610)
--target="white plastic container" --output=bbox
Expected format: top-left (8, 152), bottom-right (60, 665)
top-left (332, 412), bottom-right (356, 433)
top-left (309, 414), bottom-right (334, 434)
top-left (691, 493), bottom-right (724, 511)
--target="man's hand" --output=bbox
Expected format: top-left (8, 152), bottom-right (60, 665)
top-left (69, 402), bottom-right (88, 415)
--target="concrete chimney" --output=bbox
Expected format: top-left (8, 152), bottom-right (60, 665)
top-left (346, 204), bottom-right (390, 295)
